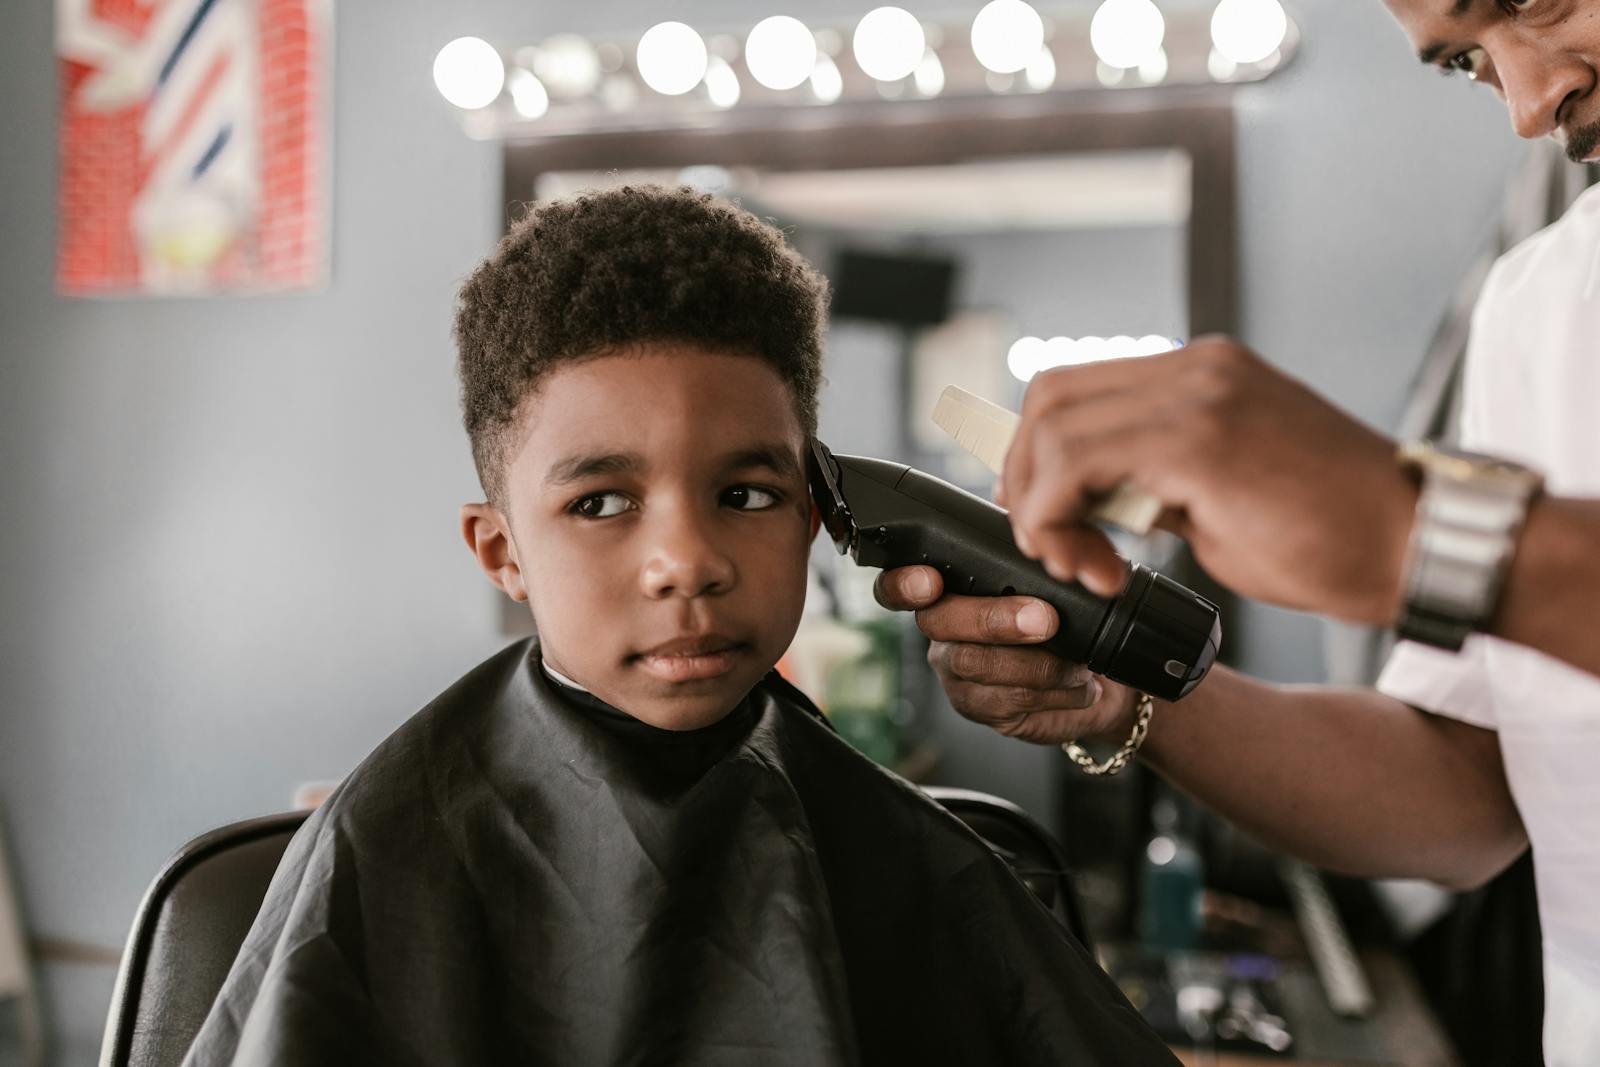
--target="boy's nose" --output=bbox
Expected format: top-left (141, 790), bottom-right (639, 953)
top-left (639, 516), bottom-right (737, 600)
top-left (1497, 40), bottom-right (1593, 142)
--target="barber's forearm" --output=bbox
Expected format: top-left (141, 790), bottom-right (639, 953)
top-left (1490, 496), bottom-right (1600, 678)
top-left (1139, 666), bottom-right (1526, 890)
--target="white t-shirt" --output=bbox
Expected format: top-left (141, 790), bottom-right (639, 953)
top-left (1376, 184), bottom-right (1600, 1067)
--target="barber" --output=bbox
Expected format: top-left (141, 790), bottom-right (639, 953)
top-left (876, 4), bottom-right (1600, 1065)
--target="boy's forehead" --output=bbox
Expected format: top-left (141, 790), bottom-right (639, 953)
top-left (510, 348), bottom-right (807, 481)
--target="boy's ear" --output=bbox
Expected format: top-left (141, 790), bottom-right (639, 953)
top-left (460, 503), bottom-right (528, 602)
top-left (808, 499), bottom-right (823, 542)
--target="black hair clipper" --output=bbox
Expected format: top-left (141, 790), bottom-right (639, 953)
top-left (808, 439), bottom-right (1221, 702)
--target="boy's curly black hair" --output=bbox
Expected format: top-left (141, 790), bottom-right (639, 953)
top-left (454, 183), bottom-right (830, 505)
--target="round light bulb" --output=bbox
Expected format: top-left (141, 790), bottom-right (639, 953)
top-left (852, 7), bottom-right (925, 82)
top-left (1024, 45), bottom-right (1056, 91)
top-left (913, 49), bottom-right (945, 96)
top-left (810, 53), bottom-right (844, 102)
top-left (1089, 0), bottom-right (1165, 70)
top-left (1211, 0), bottom-right (1288, 66)
top-left (636, 21), bottom-right (708, 96)
top-left (1007, 336), bottom-right (1049, 382)
top-left (1137, 47), bottom-right (1169, 84)
top-left (508, 69), bottom-right (549, 119)
top-left (704, 55), bottom-right (741, 108)
top-left (971, 0), bottom-right (1045, 75)
top-left (432, 37), bottom-right (505, 110)
top-left (745, 16), bottom-right (817, 91)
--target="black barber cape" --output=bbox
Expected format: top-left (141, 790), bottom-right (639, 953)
top-left (183, 639), bottom-right (1177, 1067)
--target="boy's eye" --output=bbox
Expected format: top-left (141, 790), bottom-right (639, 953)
top-left (570, 492), bottom-right (634, 519)
top-left (722, 486), bottom-right (781, 511)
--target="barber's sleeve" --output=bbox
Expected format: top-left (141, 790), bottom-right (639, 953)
top-left (1376, 637), bottom-right (1496, 728)
top-left (1373, 258), bottom-right (1506, 730)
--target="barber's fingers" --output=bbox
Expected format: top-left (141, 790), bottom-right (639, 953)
top-left (1027, 523), bottom-right (1129, 598)
top-left (910, 595), bottom-right (1059, 646)
top-left (874, 565), bottom-right (945, 611)
top-left (929, 641), bottom-right (1091, 690)
top-left (941, 680), bottom-right (1105, 745)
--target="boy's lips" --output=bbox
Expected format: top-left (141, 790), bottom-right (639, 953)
top-left (632, 635), bottom-right (746, 683)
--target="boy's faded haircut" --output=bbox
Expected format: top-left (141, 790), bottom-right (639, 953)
top-left (454, 183), bottom-right (831, 506)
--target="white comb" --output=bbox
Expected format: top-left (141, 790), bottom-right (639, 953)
top-left (932, 385), bottom-right (1163, 536)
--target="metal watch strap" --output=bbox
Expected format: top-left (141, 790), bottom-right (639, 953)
top-left (1396, 444), bottom-right (1541, 651)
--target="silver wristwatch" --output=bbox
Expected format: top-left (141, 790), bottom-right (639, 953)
top-left (1395, 441), bottom-right (1543, 651)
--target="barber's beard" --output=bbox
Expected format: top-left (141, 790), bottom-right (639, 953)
top-left (1563, 122), bottom-right (1600, 164)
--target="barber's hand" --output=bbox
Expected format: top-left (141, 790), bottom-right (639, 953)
top-left (874, 566), bottom-right (1142, 746)
top-left (1000, 337), bottom-right (1418, 625)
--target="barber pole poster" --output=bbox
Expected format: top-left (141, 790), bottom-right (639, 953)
top-left (56, 0), bottom-right (331, 296)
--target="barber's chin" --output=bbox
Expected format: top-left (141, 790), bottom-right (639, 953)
top-left (1555, 127), bottom-right (1600, 165)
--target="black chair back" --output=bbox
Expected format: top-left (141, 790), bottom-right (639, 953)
top-left (922, 785), bottom-right (1091, 949)
top-left (98, 812), bottom-right (309, 1067)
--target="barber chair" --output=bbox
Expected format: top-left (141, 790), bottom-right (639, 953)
top-left (100, 788), bottom-right (1087, 1067)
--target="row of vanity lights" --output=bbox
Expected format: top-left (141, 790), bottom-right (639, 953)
top-left (1008, 335), bottom-right (1182, 382)
top-left (433, 0), bottom-right (1293, 118)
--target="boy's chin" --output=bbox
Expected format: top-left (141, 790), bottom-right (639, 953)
top-left (613, 677), bottom-right (758, 731)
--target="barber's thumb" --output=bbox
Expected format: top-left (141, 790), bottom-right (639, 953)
top-left (873, 565), bottom-right (943, 610)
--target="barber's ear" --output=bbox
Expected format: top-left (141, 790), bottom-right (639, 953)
top-left (808, 500), bottom-right (823, 542)
top-left (460, 503), bottom-right (528, 602)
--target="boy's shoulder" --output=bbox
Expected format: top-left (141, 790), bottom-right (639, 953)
top-left (309, 639), bottom-right (538, 842)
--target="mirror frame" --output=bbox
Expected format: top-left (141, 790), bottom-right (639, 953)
top-left (502, 87), bottom-right (1237, 336)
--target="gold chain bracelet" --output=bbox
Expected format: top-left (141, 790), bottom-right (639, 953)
top-left (1061, 692), bottom-right (1155, 777)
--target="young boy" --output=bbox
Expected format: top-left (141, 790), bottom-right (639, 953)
top-left (182, 185), bottom-right (1176, 1066)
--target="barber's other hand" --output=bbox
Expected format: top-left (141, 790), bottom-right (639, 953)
top-left (1001, 337), bottom-right (1417, 624)
top-left (874, 566), bottom-right (1142, 746)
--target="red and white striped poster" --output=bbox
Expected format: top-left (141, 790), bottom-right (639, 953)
top-left (56, 0), bottom-right (331, 296)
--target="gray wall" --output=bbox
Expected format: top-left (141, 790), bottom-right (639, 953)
top-left (0, 0), bottom-right (1522, 1058)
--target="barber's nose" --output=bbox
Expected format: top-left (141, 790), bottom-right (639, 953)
top-left (1499, 45), bottom-right (1591, 141)
top-left (639, 512), bottom-right (737, 599)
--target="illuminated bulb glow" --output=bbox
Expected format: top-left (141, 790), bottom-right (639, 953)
top-left (433, 37), bottom-right (506, 110)
top-left (508, 69), bottom-right (549, 119)
top-left (1024, 45), bottom-right (1056, 91)
top-left (1009, 334), bottom-right (1178, 382)
top-left (811, 53), bottom-right (844, 102)
top-left (637, 21), bottom-right (708, 96)
top-left (914, 49), bottom-right (945, 96)
top-left (1089, 0), bottom-right (1166, 70)
top-left (533, 34), bottom-right (601, 97)
top-left (704, 55), bottom-right (741, 108)
top-left (1211, 0), bottom-right (1289, 66)
top-left (1138, 47), bottom-right (1169, 84)
top-left (1208, 48), bottom-right (1238, 80)
top-left (971, 0), bottom-right (1044, 75)
top-left (852, 7), bottom-right (925, 82)
top-left (745, 16), bottom-right (817, 90)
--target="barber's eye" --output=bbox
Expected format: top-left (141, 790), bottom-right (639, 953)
top-left (723, 486), bottom-right (780, 511)
top-left (1444, 46), bottom-right (1489, 80)
top-left (571, 492), bottom-right (632, 519)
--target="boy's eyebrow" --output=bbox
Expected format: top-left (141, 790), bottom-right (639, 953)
top-left (545, 450), bottom-right (646, 486)
top-left (720, 444), bottom-right (802, 480)
top-left (542, 445), bottom-right (800, 486)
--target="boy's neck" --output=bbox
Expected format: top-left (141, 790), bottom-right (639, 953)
top-left (539, 657), bottom-right (590, 694)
